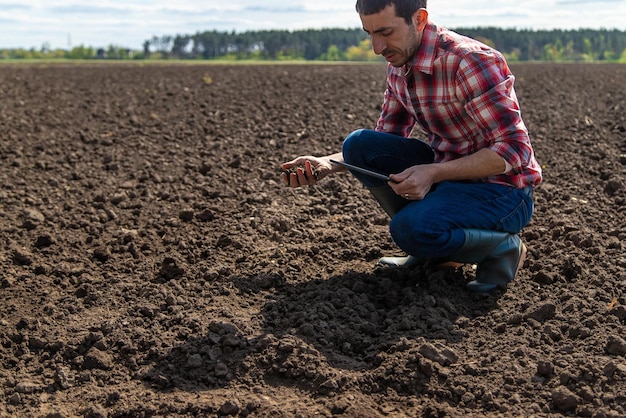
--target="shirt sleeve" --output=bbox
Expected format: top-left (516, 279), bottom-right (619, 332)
top-left (457, 52), bottom-right (535, 174)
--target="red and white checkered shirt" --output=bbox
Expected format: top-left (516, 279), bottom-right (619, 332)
top-left (376, 21), bottom-right (542, 188)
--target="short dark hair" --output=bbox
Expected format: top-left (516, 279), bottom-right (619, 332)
top-left (355, 0), bottom-right (427, 24)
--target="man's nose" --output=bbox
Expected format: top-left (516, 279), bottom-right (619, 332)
top-left (371, 36), bottom-right (386, 55)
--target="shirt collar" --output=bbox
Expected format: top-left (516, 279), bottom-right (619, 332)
top-left (403, 20), bottom-right (438, 76)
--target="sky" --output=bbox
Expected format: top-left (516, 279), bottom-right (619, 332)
top-left (1, 0), bottom-right (625, 50)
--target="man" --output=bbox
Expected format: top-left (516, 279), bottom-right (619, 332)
top-left (281, 0), bottom-right (542, 292)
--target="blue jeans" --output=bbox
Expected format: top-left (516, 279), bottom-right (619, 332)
top-left (342, 129), bottom-right (535, 259)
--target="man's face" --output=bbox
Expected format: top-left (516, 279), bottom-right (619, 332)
top-left (359, 4), bottom-right (421, 67)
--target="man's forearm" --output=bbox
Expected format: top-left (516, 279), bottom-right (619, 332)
top-left (431, 148), bottom-right (507, 183)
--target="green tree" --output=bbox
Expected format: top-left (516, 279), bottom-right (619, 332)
top-left (582, 38), bottom-right (594, 61)
top-left (543, 39), bottom-right (564, 61)
top-left (320, 45), bottom-right (343, 61)
top-left (67, 45), bottom-right (95, 59)
top-left (345, 39), bottom-right (379, 61)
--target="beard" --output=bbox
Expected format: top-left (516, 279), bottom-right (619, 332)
top-left (383, 27), bottom-right (420, 67)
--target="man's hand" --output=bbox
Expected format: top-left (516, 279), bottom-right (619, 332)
top-left (389, 164), bottom-right (438, 200)
top-left (281, 156), bottom-right (333, 188)
top-left (388, 149), bottom-right (507, 200)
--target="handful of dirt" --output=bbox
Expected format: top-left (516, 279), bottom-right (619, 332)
top-left (282, 165), bottom-right (320, 181)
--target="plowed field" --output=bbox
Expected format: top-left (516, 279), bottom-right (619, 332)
top-left (1, 62), bottom-right (625, 417)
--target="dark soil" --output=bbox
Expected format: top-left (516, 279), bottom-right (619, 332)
top-left (1, 62), bottom-right (625, 417)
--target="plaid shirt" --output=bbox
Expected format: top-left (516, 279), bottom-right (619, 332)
top-left (377, 21), bottom-right (542, 188)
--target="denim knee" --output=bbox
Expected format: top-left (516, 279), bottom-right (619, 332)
top-left (389, 211), bottom-right (463, 258)
top-left (389, 215), bottom-right (430, 256)
top-left (341, 129), bottom-right (369, 165)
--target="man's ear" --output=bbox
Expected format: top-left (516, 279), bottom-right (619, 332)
top-left (412, 8), bottom-right (429, 30)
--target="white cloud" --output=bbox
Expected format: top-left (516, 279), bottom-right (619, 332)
top-left (0, 0), bottom-right (624, 50)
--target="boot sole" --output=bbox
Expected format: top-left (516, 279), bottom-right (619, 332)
top-left (517, 243), bottom-right (527, 274)
top-left (379, 243), bottom-right (525, 273)
top-left (378, 256), bottom-right (463, 269)
top-left (437, 261), bottom-right (464, 268)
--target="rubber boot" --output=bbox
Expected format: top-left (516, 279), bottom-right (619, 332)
top-left (369, 185), bottom-right (422, 268)
top-left (447, 229), bottom-right (526, 293)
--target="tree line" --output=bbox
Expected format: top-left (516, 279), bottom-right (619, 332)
top-left (457, 27), bottom-right (626, 62)
top-left (2, 27), bottom-right (625, 62)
